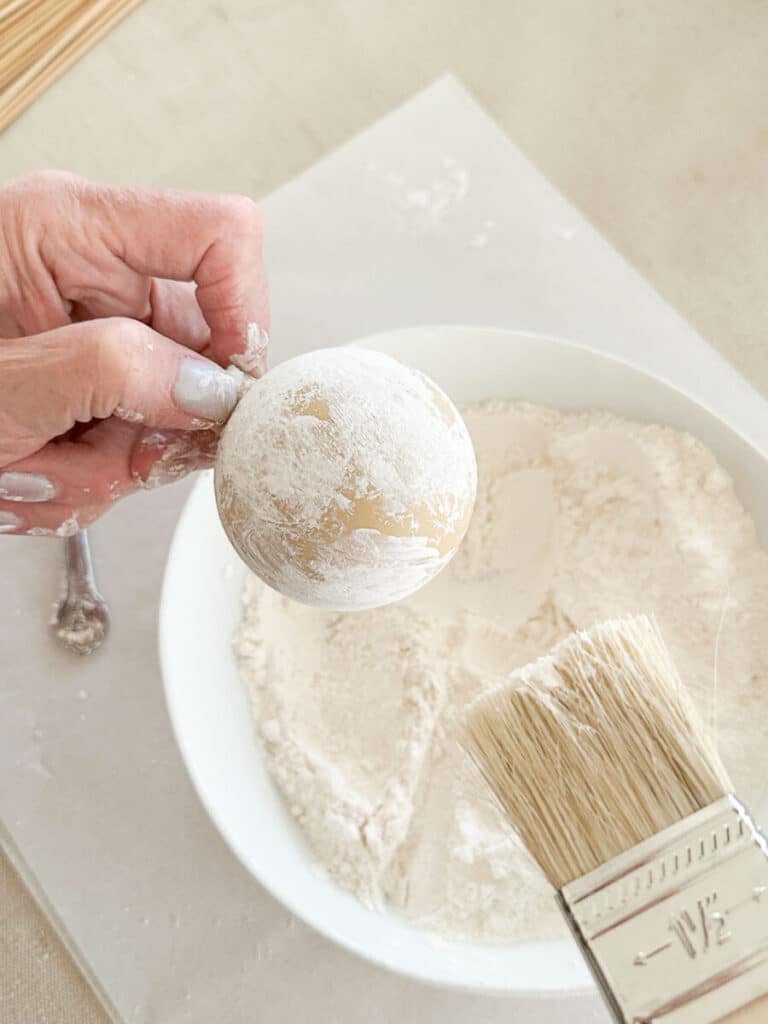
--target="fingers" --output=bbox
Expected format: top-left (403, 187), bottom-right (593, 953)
top-left (74, 279), bottom-right (212, 354)
top-left (83, 183), bottom-right (269, 368)
top-left (149, 279), bottom-right (210, 351)
top-left (0, 504), bottom-right (87, 537)
top-left (4, 173), bottom-right (268, 366)
top-left (0, 318), bottom-right (239, 465)
top-left (0, 420), bottom-right (218, 536)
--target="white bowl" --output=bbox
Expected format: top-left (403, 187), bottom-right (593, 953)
top-left (159, 326), bottom-right (768, 996)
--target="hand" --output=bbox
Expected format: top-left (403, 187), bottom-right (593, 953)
top-left (0, 171), bottom-right (269, 536)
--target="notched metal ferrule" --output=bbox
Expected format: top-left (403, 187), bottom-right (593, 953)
top-left (558, 796), bottom-right (768, 1023)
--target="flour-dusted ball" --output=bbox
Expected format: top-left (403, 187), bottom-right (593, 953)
top-left (215, 347), bottom-right (477, 610)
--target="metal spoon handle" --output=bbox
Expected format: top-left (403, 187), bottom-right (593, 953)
top-left (64, 528), bottom-right (97, 592)
top-left (53, 529), bottom-right (110, 655)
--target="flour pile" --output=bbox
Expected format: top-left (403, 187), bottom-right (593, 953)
top-left (237, 401), bottom-right (768, 941)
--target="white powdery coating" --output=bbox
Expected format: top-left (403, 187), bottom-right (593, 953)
top-left (274, 531), bottom-right (452, 612)
top-left (114, 406), bottom-right (144, 424)
top-left (237, 400), bottom-right (768, 942)
top-left (215, 347), bottom-right (477, 609)
top-left (230, 323), bottom-right (269, 374)
top-left (224, 365), bottom-right (254, 402)
top-left (55, 517), bottom-right (79, 538)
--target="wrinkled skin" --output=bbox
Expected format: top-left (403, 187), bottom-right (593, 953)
top-left (0, 171), bottom-right (269, 535)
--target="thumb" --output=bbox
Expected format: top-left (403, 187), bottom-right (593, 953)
top-left (1, 317), bottom-right (240, 462)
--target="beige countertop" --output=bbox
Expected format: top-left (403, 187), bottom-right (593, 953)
top-left (2, 2), bottom-right (768, 1021)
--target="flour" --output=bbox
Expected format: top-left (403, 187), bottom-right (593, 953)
top-left (368, 157), bottom-right (472, 235)
top-left (216, 348), bottom-right (476, 610)
top-left (237, 401), bottom-right (768, 941)
top-left (230, 323), bottom-right (269, 376)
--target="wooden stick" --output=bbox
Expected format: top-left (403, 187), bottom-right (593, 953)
top-left (0, 0), bottom-right (140, 107)
top-left (0, 0), bottom-right (55, 44)
top-left (2, 0), bottom-right (127, 101)
top-left (720, 996), bottom-right (768, 1022)
top-left (0, 3), bottom-right (87, 95)
top-left (0, 0), bottom-right (142, 132)
top-left (0, 0), bottom-right (76, 48)
top-left (0, 0), bottom-right (38, 28)
top-left (0, 0), bottom-right (70, 46)
top-left (0, 2), bottom-right (90, 92)
top-left (0, 1), bottom-right (89, 62)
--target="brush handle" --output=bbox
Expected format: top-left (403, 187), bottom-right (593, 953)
top-left (720, 996), bottom-right (768, 1022)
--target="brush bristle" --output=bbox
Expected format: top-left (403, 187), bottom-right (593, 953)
top-left (463, 615), bottom-right (732, 889)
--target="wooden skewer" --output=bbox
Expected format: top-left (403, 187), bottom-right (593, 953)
top-left (0, 0), bottom-right (97, 88)
top-left (2, 0), bottom-right (129, 103)
top-left (0, 1), bottom-right (90, 92)
top-left (0, 0), bottom-right (38, 28)
top-left (0, 0), bottom-right (142, 132)
top-left (0, 0), bottom-right (73, 53)
top-left (0, 0), bottom-right (56, 45)
top-left (0, 1), bottom-right (89, 62)
top-left (0, 0), bottom-right (38, 31)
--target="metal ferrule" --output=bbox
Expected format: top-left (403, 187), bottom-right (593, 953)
top-left (558, 795), bottom-right (768, 1023)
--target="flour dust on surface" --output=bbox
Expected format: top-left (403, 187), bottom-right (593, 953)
top-left (236, 400), bottom-right (768, 942)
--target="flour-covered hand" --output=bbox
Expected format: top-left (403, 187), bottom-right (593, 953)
top-left (0, 171), bottom-right (269, 536)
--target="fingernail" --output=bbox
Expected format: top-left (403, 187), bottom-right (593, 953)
top-left (225, 365), bottom-right (255, 402)
top-left (0, 472), bottom-right (57, 503)
top-left (0, 511), bottom-right (23, 533)
top-left (174, 358), bottom-right (239, 422)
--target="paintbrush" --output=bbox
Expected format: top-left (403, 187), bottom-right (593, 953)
top-left (464, 615), bottom-right (768, 1023)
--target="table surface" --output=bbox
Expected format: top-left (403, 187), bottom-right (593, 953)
top-left (3, 3), bottom-right (768, 1023)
